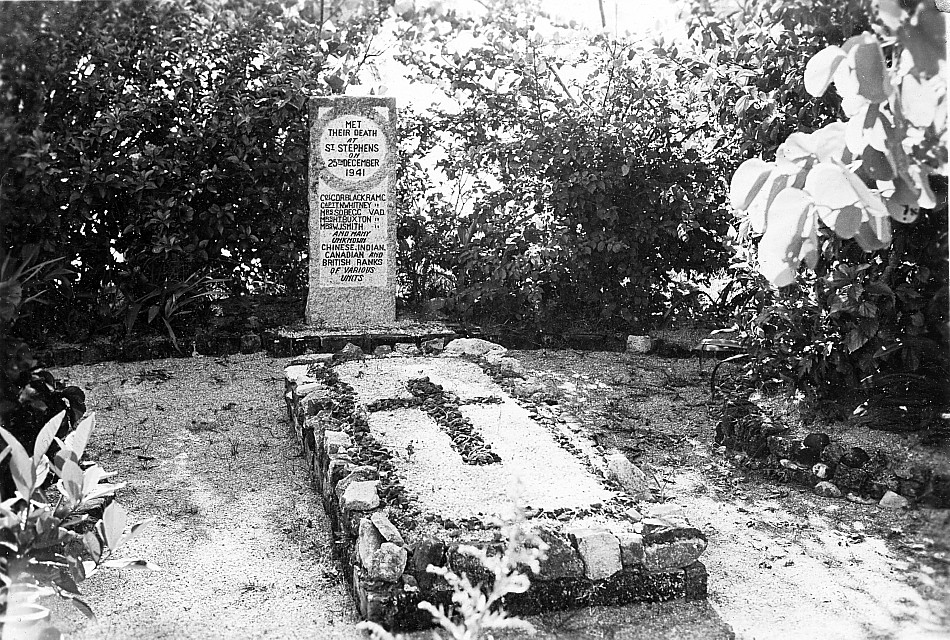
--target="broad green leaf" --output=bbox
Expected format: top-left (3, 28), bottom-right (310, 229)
top-left (862, 148), bottom-right (894, 181)
top-left (81, 464), bottom-right (117, 496)
top-left (805, 163), bottom-right (860, 209)
top-left (33, 410), bottom-right (65, 464)
top-left (63, 413), bottom-right (95, 461)
top-left (68, 596), bottom-right (97, 621)
top-left (851, 35), bottom-right (892, 103)
top-left (804, 46), bottom-right (847, 97)
top-left (778, 124), bottom-right (846, 164)
top-left (901, 74), bottom-right (938, 128)
top-left (854, 215), bottom-right (892, 251)
top-left (729, 159), bottom-right (773, 211)
top-left (846, 103), bottom-right (887, 155)
top-left (758, 188), bottom-right (813, 287)
top-left (56, 458), bottom-right (85, 506)
top-left (886, 200), bottom-right (919, 224)
top-left (841, 167), bottom-right (889, 218)
top-left (748, 173), bottom-right (793, 235)
top-left (102, 501), bottom-right (128, 551)
top-left (900, 2), bottom-right (945, 76)
top-left (799, 213), bottom-right (819, 269)
top-left (0, 427), bottom-right (35, 498)
top-left (818, 205), bottom-right (863, 239)
top-left (83, 531), bottom-right (102, 563)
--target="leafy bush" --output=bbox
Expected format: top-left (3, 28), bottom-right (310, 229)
top-left (727, 0), bottom-right (948, 397)
top-left (0, 0), bottom-right (384, 339)
top-left (678, 0), bottom-right (873, 160)
top-left (1, 412), bottom-right (154, 636)
top-left (393, 3), bottom-right (730, 329)
top-left (1, 245), bottom-right (85, 489)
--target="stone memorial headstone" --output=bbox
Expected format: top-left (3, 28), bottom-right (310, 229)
top-left (306, 96), bottom-right (397, 326)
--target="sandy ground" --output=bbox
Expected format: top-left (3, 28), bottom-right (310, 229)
top-left (34, 353), bottom-right (730, 640)
top-left (514, 349), bottom-right (950, 640)
top-left (20, 349), bottom-right (949, 639)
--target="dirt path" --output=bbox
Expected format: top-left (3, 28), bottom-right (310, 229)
top-left (45, 353), bottom-right (730, 640)
top-left (41, 350), bottom-right (949, 639)
top-left (48, 354), bottom-right (361, 640)
top-left (514, 349), bottom-right (950, 640)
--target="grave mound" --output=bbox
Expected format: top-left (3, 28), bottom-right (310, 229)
top-left (284, 351), bottom-right (707, 629)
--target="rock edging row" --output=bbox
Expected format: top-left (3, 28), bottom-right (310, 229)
top-left (284, 345), bottom-right (709, 630)
top-left (716, 390), bottom-right (950, 508)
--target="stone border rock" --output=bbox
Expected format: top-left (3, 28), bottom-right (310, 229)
top-left (284, 344), bottom-right (708, 630)
top-left (715, 390), bottom-right (950, 508)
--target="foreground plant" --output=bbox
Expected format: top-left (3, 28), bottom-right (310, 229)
top-left (358, 498), bottom-right (548, 640)
top-left (0, 411), bottom-right (154, 638)
top-left (730, 0), bottom-right (944, 287)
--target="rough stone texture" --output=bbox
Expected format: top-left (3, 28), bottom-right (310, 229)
top-left (284, 358), bottom-right (710, 630)
top-left (335, 342), bottom-right (365, 362)
top-left (812, 463), bottom-right (832, 480)
top-left (534, 526), bottom-right (585, 580)
top-left (879, 490), bottom-right (910, 509)
top-left (567, 528), bottom-right (622, 581)
top-left (422, 337), bottom-right (445, 353)
top-left (303, 388), bottom-right (333, 415)
top-left (485, 354), bottom-right (527, 378)
top-left (325, 430), bottom-right (353, 454)
top-left (819, 441), bottom-right (847, 467)
top-left (341, 480), bottom-right (381, 511)
top-left (306, 96), bottom-right (397, 326)
top-left (289, 352), bottom-right (335, 366)
top-left (410, 538), bottom-right (446, 590)
top-left (284, 364), bottom-right (315, 385)
top-left (626, 335), bottom-right (653, 353)
top-left (394, 343), bottom-right (421, 356)
top-left (643, 528), bottom-right (708, 572)
top-left (335, 466), bottom-right (377, 501)
top-left (373, 345), bottom-right (393, 357)
top-left (370, 511), bottom-right (405, 546)
top-left (368, 542), bottom-right (408, 582)
top-left (358, 518), bottom-right (385, 568)
top-left (814, 480), bottom-right (842, 498)
top-left (833, 464), bottom-right (870, 492)
top-left (442, 338), bottom-right (507, 358)
top-left (510, 378), bottom-right (545, 398)
top-left (605, 451), bottom-right (651, 500)
top-left (294, 381), bottom-right (322, 399)
top-left (618, 532), bottom-right (645, 569)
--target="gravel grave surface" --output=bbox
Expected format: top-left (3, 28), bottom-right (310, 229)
top-left (33, 348), bottom-right (948, 639)
top-left (368, 400), bottom-right (613, 520)
top-left (336, 358), bottom-right (500, 402)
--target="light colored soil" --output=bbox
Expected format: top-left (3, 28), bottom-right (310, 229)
top-left (513, 349), bottom-right (950, 640)
top-left (44, 354), bottom-right (361, 640)
top-left (34, 348), bottom-right (949, 640)
top-left (38, 352), bottom-right (731, 640)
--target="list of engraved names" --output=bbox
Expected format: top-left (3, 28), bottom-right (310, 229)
top-left (318, 114), bottom-right (388, 287)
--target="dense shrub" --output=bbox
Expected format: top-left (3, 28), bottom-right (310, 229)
top-left (393, 5), bottom-right (731, 329)
top-left (678, 0), bottom-right (873, 160)
top-left (727, 0), bottom-right (948, 402)
top-left (0, 0), bottom-right (383, 341)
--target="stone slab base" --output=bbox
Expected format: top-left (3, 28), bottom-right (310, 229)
top-left (284, 352), bottom-right (708, 630)
top-left (268, 320), bottom-right (456, 357)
